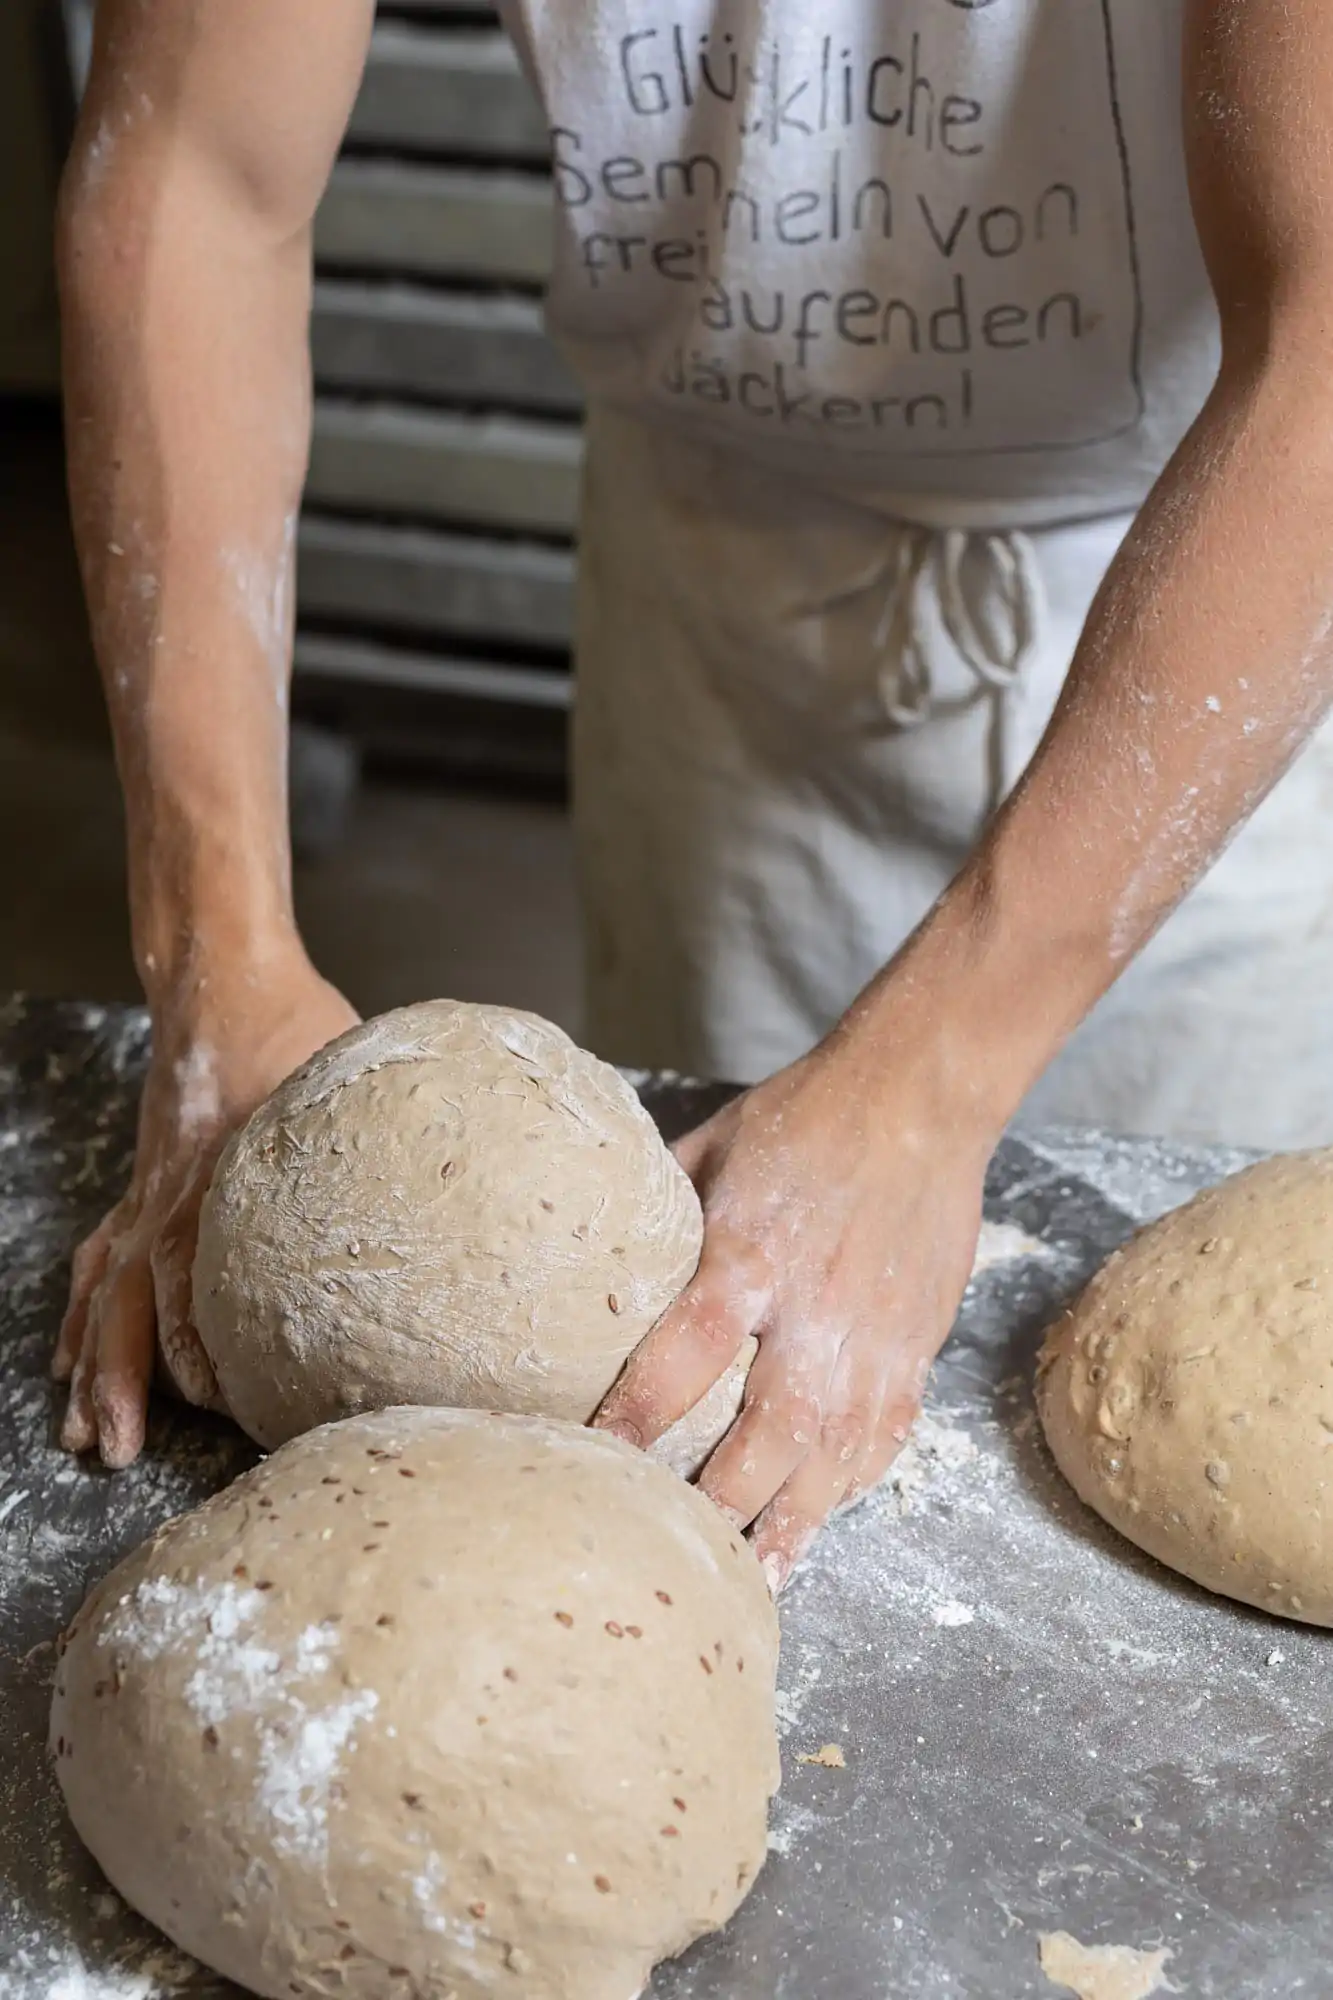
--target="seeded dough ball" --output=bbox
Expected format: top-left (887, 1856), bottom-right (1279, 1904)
top-left (193, 1002), bottom-right (706, 1453)
top-left (1038, 1151), bottom-right (1333, 1625)
top-left (52, 1407), bottom-right (780, 2000)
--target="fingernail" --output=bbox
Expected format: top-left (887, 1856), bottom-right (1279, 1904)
top-left (596, 1418), bottom-right (645, 1450)
top-left (168, 1337), bottom-right (216, 1407)
top-left (98, 1407), bottom-right (140, 1470)
top-left (92, 1389), bottom-right (132, 1469)
top-left (59, 1412), bottom-right (93, 1454)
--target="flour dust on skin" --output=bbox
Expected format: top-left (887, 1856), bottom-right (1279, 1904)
top-left (169, 1044), bottom-right (220, 1145)
top-left (218, 511), bottom-right (297, 715)
top-left (1101, 573), bottom-right (1333, 971)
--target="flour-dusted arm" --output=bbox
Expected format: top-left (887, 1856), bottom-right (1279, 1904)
top-left (53, 1), bottom-right (376, 1465)
top-left (597, 0), bottom-right (1333, 1587)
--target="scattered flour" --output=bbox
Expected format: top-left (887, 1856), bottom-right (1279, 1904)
top-left (0, 1938), bottom-right (195, 2000)
top-left (765, 1803), bottom-right (821, 1860)
top-left (1021, 1129), bottom-right (1252, 1228)
top-left (877, 1407), bottom-right (982, 1521)
top-left (971, 1220), bottom-right (1054, 1275)
top-left (930, 1600), bottom-right (976, 1628)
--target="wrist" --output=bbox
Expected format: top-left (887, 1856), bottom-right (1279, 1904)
top-left (137, 918), bottom-right (309, 1033)
top-left (129, 812), bottom-right (298, 1014)
top-left (840, 850), bottom-right (1109, 1138)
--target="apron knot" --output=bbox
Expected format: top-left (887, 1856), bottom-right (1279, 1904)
top-left (874, 526), bottom-right (1045, 818)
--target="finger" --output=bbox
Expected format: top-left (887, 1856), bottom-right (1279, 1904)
top-left (594, 1242), bottom-right (767, 1448)
top-left (89, 1252), bottom-right (157, 1470)
top-left (149, 1194), bottom-right (220, 1408)
top-left (748, 1347), bottom-right (876, 1592)
top-left (844, 1392), bottom-right (922, 1508)
top-left (695, 1329), bottom-right (837, 1533)
top-left (52, 1217), bottom-right (119, 1383)
top-left (671, 1122), bottom-right (713, 1181)
top-left (671, 1101), bottom-right (733, 1187)
top-left (60, 1333), bottom-right (100, 1454)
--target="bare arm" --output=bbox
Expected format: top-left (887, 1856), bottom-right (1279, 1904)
top-left (600, 0), bottom-right (1333, 1586)
top-left (869, 0), bottom-right (1333, 1112)
top-left (55, 0), bottom-right (374, 1464)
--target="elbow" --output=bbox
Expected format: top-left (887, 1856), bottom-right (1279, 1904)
top-left (54, 115), bottom-right (144, 321)
top-left (55, 100), bottom-right (319, 326)
top-left (1212, 255), bottom-right (1333, 401)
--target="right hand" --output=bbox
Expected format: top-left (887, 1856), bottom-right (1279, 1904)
top-left (53, 952), bottom-right (359, 1468)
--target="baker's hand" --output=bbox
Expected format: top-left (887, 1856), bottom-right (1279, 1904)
top-left (53, 954), bottom-right (358, 1468)
top-left (594, 1026), bottom-right (993, 1593)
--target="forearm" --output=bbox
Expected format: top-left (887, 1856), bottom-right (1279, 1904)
top-left (60, 148), bottom-right (314, 1012)
top-left (851, 346), bottom-right (1333, 1126)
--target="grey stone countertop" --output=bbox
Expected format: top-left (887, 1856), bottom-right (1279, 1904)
top-left (0, 998), bottom-right (1324, 1998)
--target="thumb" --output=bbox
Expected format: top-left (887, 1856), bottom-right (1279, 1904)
top-left (594, 1248), bottom-right (763, 1447)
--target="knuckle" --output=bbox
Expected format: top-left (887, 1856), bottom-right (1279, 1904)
top-left (758, 1388), bottom-right (822, 1447)
top-left (70, 1216), bottom-right (118, 1285)
top-left (820, 1406), bottom-right (868, 1464)
top-left (882, 1395), bottom-right (921, 1448)
top-left (100, 1240), bottom-right (143, 1298)
top-left (147, 1232), bottom-right (187, 1294)
top-left (69, 1239), bottom-right (101, 1287)
top-left (691, 1301), bottom-right (750, 1357)
top-left (162, 1324), bottom-right (216, 1406)
top-left (649, 1298), bottom-right (745, 1372)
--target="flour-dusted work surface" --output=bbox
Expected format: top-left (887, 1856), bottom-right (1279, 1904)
top-left (0, 998), bottom-right (1328, 1998)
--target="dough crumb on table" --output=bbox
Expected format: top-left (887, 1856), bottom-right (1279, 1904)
top-left (797, 1743), bottom-right (846, 1769)
top-left (1038, 1931), bottom-right (1173, 2000)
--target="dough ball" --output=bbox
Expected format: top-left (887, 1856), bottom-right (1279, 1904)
top-left (194, 1002), bottom-right (705, 1452)
top-left (1037, 1150), bottom-right (1333, 1625)
top-left (52, 1407), bottom-right (780, 2000)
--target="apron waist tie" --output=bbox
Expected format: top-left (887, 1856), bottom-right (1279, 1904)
top-left (874, 526), bottom-right (1045, 820)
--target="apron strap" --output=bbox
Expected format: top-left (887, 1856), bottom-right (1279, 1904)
top-left (875, 527), bottom-right (1045, 820)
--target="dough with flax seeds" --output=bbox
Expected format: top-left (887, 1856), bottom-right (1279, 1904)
top-left (1039, 1151), bottom-right (1333, 1624)
top-left (193, 1001), bottom-right (749, 1465)
top-left (52, 1407), bottom-right (780, 2000)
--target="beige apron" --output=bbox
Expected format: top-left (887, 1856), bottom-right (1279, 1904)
top-left (573, 406), bottom-right (1333, 1150)
top-left (489, 0), bottom-right (1333, 1145)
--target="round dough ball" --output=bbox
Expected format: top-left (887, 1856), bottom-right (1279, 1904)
top-left (52, 1407), bottom-right (780, 2000)
top-left (194, 1002), bottom-right (704, 1451)
top-left (1037, 1150), bottom-right (1333, 1625)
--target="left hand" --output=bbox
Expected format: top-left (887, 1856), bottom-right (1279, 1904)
top-left (594, 1023), bottom-right (995, 1593)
